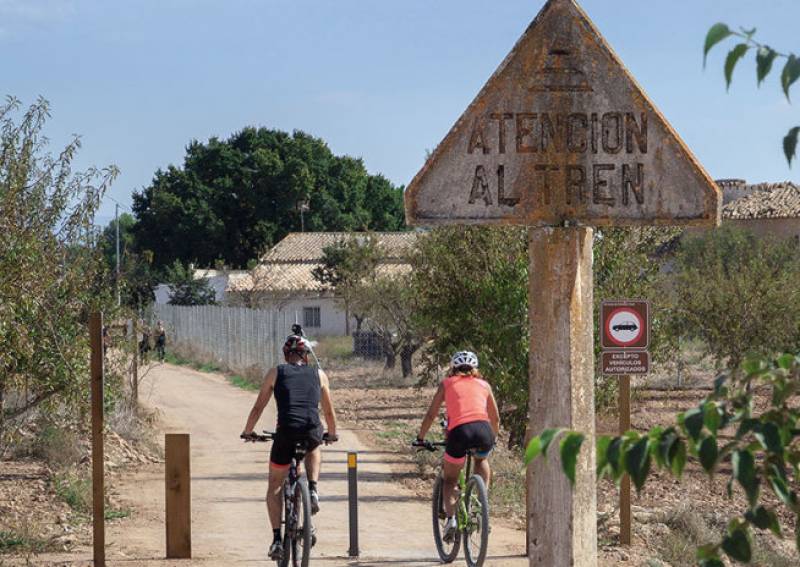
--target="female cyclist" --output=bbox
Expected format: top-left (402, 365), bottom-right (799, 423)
top-left (416, 351), bottom-right (500, 542)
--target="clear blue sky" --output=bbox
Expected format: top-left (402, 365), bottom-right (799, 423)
top-left (4, 0), bottom-right (798, 225)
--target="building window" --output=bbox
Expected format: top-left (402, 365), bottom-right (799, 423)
top-left (303, 307), bottom-right (321, 328)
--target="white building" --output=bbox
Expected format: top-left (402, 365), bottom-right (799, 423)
top-left (226, 232), bottom-right (417, 337)
top-left (154, 268), bottom-right (249, 305)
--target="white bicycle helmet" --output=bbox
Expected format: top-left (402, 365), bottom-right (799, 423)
top-left (451, 351), bottom-right (479, 369)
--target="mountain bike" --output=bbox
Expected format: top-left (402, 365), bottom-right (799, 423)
top-left (242, 431), bottom-right (334, 567)
top-left (413, 439), bottom-right (490, 567)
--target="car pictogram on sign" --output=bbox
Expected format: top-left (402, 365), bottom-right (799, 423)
top-left (612, 321), bottom-right (638, 332)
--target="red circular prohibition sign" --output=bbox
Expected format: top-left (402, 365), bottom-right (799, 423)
top-left (605, 307), bottom-right (644, 347)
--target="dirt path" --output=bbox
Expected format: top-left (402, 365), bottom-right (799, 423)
top-left (50, 362), bottom-right (527, 566)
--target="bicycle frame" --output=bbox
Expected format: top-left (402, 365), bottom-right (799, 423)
top-left (282, 446), bottom-right (307, 538)
top-left (455, 452), bottom-right (474, 530)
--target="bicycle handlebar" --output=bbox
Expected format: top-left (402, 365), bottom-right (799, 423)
top-left (412, 439), bottom-right (446, 452)
top-left (240, 431), bottom-right (338, 445)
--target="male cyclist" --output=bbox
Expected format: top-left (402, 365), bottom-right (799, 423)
top-left (416, 351), bottom-right (500, 542)
top-left (242, 335), bottom-right (338, 561)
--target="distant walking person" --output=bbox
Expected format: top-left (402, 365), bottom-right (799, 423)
top-left (155, 321), bottom-right (166, 362)
top-left (138, 321), bottom-right (151, 364)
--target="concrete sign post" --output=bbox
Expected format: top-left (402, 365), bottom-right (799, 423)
top-left (404, 0), bottom-right (720, 565)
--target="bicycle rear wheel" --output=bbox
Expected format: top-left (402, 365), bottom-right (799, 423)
top-left (432, 474), bottom-right (460, 563)
top-left (290, 477), bottom-right (312, 567)
top-left (463, 475), bottom-right (489, 567)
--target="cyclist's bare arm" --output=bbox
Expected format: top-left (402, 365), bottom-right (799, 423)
top-left (242, 367), bottom-right (277, 435)
top-left (487, 389), bottom-right (500, 435)
top-left (319, 369), bottom-right (337, 437)
top-left (418, 384), bottom-right (445, 440)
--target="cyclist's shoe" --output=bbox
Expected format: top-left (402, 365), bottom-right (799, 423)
top-left (268, 540), bottom-right (284, 561)
top-left (443, 517), bottom-right (458, 543)
top-left (310, 488), bottom-right (320, 515)
top-left (311, 526), bottom-right (318, 548)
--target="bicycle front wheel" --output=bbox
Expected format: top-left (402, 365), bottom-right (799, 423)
top-left (463, 475), bottom-right (489, 567)
top-left (432, 474), bottom-right (460, 563)
top-left (290, 478), bottom-right (312, 567)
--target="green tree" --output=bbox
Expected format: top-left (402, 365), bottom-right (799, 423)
top-left (704, 24), bottom-right (800, 164)
top-left (670, 226), bottom-right (800, 371)
top-left (411, 227), bottom-right (529, 443)
top-left (527, 353), bottom-right (800, 566)
top-left (312, 235), bottom-right (381, 333)
top-left (411, 227), bottom-right (678, 443)
top-left (0, 97), bottom-right (117, 444)
top-left (132, 128), bottom-right (406, 270)
top-left (165, 261), bottom-right (217, 306)
top-left (350, 269), bottom-right (422, 378)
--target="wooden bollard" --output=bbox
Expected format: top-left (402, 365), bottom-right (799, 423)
top-left (165, 433), bottom-right (191, 559)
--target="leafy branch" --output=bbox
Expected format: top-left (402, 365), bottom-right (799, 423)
top-left (526, 353), bottom-right (800, 566)
top-left (704, 23), bottom-right (800, 166)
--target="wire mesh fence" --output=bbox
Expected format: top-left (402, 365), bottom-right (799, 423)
top-left (152, 304), bottom-right (289, 375)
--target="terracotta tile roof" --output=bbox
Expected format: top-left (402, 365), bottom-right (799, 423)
top-left (227, 263), bottom-right (412, 294)
top-left (261, 232), bottom-right (418, 263)
top-left (723, 182), bottom-right (800, 220)
top-left (227, 232), bottom-right (417, 294)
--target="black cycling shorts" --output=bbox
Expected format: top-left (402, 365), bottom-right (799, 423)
top-left (444, 420), bottom-right (495, 465)
top-left (269, 424), bottom-right (323, 469)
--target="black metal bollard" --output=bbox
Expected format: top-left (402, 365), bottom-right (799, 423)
top-left (347, 451), bottom-right (359, 557)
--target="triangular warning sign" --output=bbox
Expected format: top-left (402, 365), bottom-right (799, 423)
top-left (405, 0), bottom-right (721, 227)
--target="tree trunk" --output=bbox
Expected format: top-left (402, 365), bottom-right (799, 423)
top-left (384, 350), bottom-right (396, 369)
top-left (400, 346), bottom-right (414, 378)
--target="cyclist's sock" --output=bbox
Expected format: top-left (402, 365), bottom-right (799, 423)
top-left (272, 528), bottom-right (281, 542)
top-left (308, 480), bottom-right (317, 492)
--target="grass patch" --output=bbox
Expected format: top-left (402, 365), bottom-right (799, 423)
top-left (53, 471), bottom-right (92, 514)
top-left (105, 507), bottom-right (131, 521)
top-left (164, 351), bottom-right (192, 366)
top-left (227, 374), bottom-right (261, 391)
top-left (374, 421), bottom-right (414, 442)
top-left (197, 361), bottom-right (221, 373)
top-left (0, 530), bottom-right (26, 552)
top-left (0, 525), bottom-right (52, 554)
top-left (315, 336), bottom-right (354, 362)
top-left (164, 350), bottom-right (222, 373)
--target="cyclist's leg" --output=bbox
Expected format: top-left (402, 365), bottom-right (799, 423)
top-left (304, 446), bottom-right (321, 483)
top-left (267, 465), bottom-right (290, 528)
top-left (302, 425), bottom-right (324, 514)
top-left (268, 431), bottom-right (295, 529)
top-left (443, 423), bottom-right (470, 517)
top-left (442, 457), bottom-right (464, 516)
top-left (473, 457), bottom-right (491, 488)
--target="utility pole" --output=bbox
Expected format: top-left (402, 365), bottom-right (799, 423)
top-left (115, 203), bottom-right (121, 307)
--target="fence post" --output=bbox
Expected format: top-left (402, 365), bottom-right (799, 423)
top-left (131, 318), bottom-right (138, 413)
top-left (165, 433), bottom-right (191, 558)
top-left (348, 452), bottom-right (359, 557)
top-left (89, 312), bottom-right (106, 567)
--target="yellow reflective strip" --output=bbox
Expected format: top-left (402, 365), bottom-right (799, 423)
top-left (347, 453), bottom-right (357, 468)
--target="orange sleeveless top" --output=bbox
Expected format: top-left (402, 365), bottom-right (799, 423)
top-left (443, 374), bottom-right (491, 430)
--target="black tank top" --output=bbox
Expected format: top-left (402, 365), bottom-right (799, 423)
top-left (274, 364), bottom-right (322, 430)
